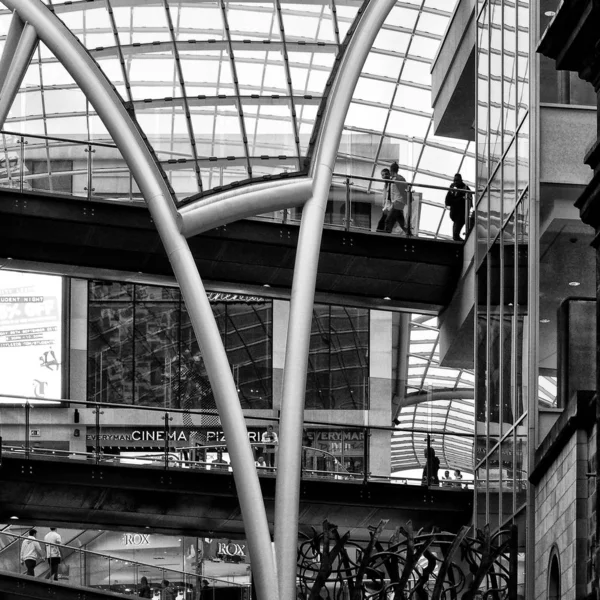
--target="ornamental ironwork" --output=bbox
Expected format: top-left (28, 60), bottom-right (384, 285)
top-left (297, 520), bottom-right (516, 600)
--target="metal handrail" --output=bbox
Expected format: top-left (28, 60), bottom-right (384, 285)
top-left (331, 171), bottom-right (476, 194)
top-left (2, 530), bottom-right (244, 588)
top-left (0, 129), bottom-right (118, 149)
top-left (0, 393), bottom-right (475, 437)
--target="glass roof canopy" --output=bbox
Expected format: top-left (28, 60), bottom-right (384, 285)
top-left (0, 0), bottom-right (474, 234)
top-left (0, 0), bottom-right (490, 472)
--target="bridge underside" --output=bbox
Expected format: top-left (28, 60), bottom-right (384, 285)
top-left (0, 189), bottom-right (462, 313)
top-left (0, 457), bottom-right (472, 542)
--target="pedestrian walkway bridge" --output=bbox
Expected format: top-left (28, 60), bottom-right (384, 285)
top-left (0, 181), bottom-right (465, 314)
top-left (0, 451), bottom-right (472, 542)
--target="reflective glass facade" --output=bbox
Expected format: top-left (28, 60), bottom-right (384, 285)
top-left (391, 314), bottom-right (475, 475)
top-left (88, 281), bottom-right (273, 409)
top-left (475, 0), bottom-right (529, 534)
top-left (88, 281), bottom-right (370, 412)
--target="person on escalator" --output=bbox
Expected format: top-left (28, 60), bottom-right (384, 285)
top-left (44, 527), bottom-right (62, 581)
top-left (20, 529), bottom-right (43, 576)
top-left (138, 576), bottom-right (152, 598)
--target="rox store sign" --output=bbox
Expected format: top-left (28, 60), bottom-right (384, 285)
top-left (217, 542), bottom-right (246, 557)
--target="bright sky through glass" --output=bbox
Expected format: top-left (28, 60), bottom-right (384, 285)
top-left (0, 0), bottom-right (474, 238)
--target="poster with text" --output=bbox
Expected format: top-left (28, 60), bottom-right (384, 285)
top-left (0, 271), bottom-right (62, 401)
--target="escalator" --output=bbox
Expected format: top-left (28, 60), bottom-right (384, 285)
top-left (0, 571), bottom-right (135, 600)
top-left (0, 526), bottom-right (105, 577)
top-left (0, 530), bottom-right (249, 600)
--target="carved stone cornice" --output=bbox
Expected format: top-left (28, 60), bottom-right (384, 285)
top-left (538, 0), bottom-right (600, 89)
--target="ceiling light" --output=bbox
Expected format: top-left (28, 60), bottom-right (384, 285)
top-left (568, 281), bottom-right (580, 287)
top-left (544, 10), bottom-right (556, 16)
top-left (263, 284), bottom-right (271, 287)
top-left (383, 296), bottom-right (391, 301)
top-left (9, 516), bottom-right (19, 520)
top-left (540, 319), bottom-right (550, 324)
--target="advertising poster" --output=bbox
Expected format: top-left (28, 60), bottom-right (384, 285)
top-left (0, 271), bottom-right (62, 401)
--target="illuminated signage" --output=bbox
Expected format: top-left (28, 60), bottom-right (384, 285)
top-left (85, 427), bottom-right (267, 445)
top-left (217, 542), bottom-right (246, 558)
top-left (0, 272), bottom-right (63, 400)
top-left (316, 430), bottom-right (364, 442)
top-left (206, 292), bottom-right (265, 303)
top-left (122, 533), bottom-right (150, 546)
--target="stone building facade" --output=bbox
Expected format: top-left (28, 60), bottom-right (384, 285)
top-left (538, 2), bottom-right (600, 598)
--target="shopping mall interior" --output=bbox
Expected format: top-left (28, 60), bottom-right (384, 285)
top-left (0, 0), bottom-right (599, 599)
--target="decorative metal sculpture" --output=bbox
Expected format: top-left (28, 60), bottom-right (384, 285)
top-left (297, 521), bottom-right (516, 600)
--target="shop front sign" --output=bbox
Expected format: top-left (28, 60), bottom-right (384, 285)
top-left (86, 427), bottom-right (268, 447)
top-left (122, 533), bottom-right (151, 546)
top-left (217, 542), bottom-right (246, 558)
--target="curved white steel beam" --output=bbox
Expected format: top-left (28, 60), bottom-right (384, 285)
top-left (0, 22), bottom-right (38, 129)
top-left (274, 1), bottom-right (397, 598)
top-left (0, 2), bottom-right (278, 599)
top-left (0, 12), bottom-right (24, 87)
top-left (179, 177), bottom-right (313, 237)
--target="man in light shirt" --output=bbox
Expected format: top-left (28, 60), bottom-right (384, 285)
top-left (44, 527), bottom-right (62, 580)
top-left (261, 425), bottom-right (279, 469)
top-left (376, 168), bottom-right (392, 232)
top-left (20, 529), bottom-right (43, 576)
top-left (384, 162), bottom-right (409, 235)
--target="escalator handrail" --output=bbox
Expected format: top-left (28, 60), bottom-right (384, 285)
top-left (0, 531), bottom-right (244, 587)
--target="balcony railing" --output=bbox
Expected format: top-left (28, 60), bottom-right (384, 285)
top-left (0, 530), bottom-right (248, 598)
top-left (0, 131), bottom-right (475, 242)
top-left (0, 394), bottom-right (474, 490)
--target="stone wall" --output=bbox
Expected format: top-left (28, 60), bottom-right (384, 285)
top-left (534, 429), bottom-right (589, 600)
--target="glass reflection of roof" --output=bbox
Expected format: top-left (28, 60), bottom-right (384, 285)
top-left (392, 315), bottom-right (475, 474)
top-left (0, 0), bottom-right (473, 236)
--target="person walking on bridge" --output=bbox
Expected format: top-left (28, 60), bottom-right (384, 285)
top-left (445, 173), bottom-right (472, 241)
top-left (384, 162), bottom-right (409, 235)
top-left (376, 167), bottom-right (392, 232)
top-left (20, 529), bottom-right (43, 576)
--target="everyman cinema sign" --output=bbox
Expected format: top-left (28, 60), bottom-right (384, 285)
top-left (86, 427), bottom-right (267, 446)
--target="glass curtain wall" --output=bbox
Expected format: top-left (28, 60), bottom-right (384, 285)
top-left (305, 305), bottom-right (369, 410)
top-left (88, 282), bottom-right (369, 411)
top-left (475, 0), bottom-right (529, 553)
top-left (88, 282), bottom-right (273, 409)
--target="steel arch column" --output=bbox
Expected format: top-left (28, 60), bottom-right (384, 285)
top-left (274, 1), bottom-right (397, 598)
top-left (0, 2), bottom-right (278, 599)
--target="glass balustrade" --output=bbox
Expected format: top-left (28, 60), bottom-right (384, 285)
top-left (0, 130), bottom-right (476, 242)
top-left (0, 394), bottom-right (473, 489)
top-left (0, 530), bottom-right (247, 599)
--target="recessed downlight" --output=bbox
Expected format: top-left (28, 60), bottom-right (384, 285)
top-left (568, 281), bottom-right (580, 287)
top-left (540, 319), bottom-right (550, 324)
